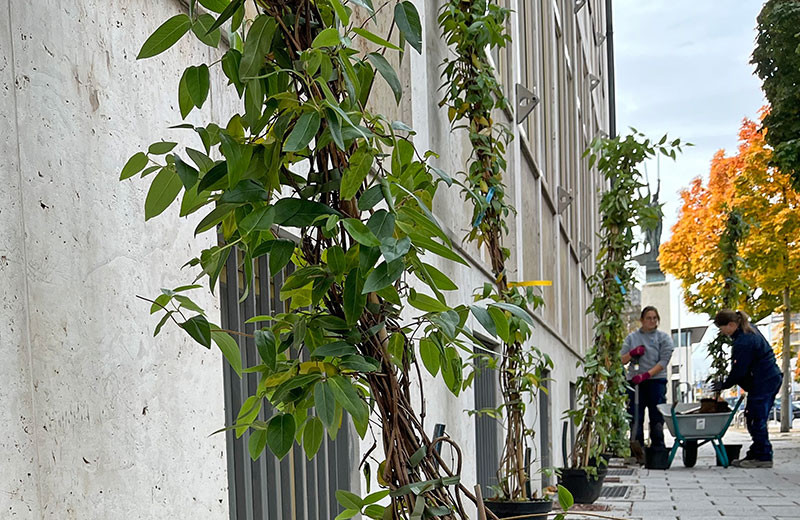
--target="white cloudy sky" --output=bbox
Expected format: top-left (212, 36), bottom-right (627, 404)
top-left (613, 1), bottom-right (767, 336)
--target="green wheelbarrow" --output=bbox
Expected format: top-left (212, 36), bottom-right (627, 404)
top-left (656, 395), bottom-right (744, 468)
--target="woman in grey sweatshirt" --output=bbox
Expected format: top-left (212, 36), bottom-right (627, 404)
top-left (621, 306), bottom-right (675, 450)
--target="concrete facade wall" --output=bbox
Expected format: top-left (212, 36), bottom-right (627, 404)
top-left (2, 0), bottom-right (612, 517)
top-left (1, 1), bottom-right (230, 517)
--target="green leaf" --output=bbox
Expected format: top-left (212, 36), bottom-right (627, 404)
top-left (179, 315), bottom-right (212, 348)
top-left (362, 260), bottom-right (404, 294)
top-left (367, 52), bottom-right (402, 103)
top-left (491, 302), bottom-right (535, 327)
top-left (312, 27), bottom-right (341, 48)
top-left (380, 237), bottom-right (411, 263)
top-left (358, 184), bottom-right (385, 211)
top-left (348, 0), bottom-right (374, 14)
top-left (329, 0), bottom-right (351, 25)
top-left (144, 167), bottom-right (183, 220)
top-left (266, 413), bottom-right (296, 460)
top-left (470, 305), bottom-right (497, 338)
top-left (314, 380), bottom-right (336, 430)
top-left (419, 338), bottom-right (440, 376)
top-left (268, 239), bottom-right (295, 276)
top-left (367, 210), bottom-right (395, 240)
top-left (312, 341), bottom-right (356, 358)
top-left (254, 329), bottom-right (277, 370)
top-left (340, 145), bottom-right (374, 199)
top-left (284, 112), bottom-right (321, 152)
top-left (219, 133), bottom-right (253, 187)
top-left (148, 141), bottom-right (177, 155)
top-left (137, 14), bottom-right (192, 59)
top-left (221, 49), bottom-right (244, 95)
top-left (240, 15), bottom-right (277, 79)
top-left (487, 306), bottom-right (509, 343)
top-left (219, 180), bottom-right (268, 203)
top-left (178, 74), bottom-right (193, 119)
top-left (207, 0), bottom-right (245, 34)
top-left (329, 375), bottom-right (368, 436)
top-left (343, 270), bottom-right (366, 326)
top-left (353, 27), bottom-right (402, 51)
top-left (419, 262), bottom-right (457, 291)
top-left (408, 233), bottom-right (468, 266)
top-left (248, 429), bottom-right (268, 460)
top-left (340, 355), bottom-right (380, 372)
top-left (326, 245), bottom-right (346, 275)
top-left (239, 206), bottom-right (275, 235)
top-left (120, 152), bottom-right (148, 180)
top-left (185, 64), bottom-right (210, 108)
top-left (408, 291), bottom-right (449, 313)
top-left (272, 198), bottom-right (340, 227)
top-left (336, 490), bottom-right (363, 510)
top-left (343, 219), bottom-right (381, 247)
top-left (191, 13), bottom-right (221, 47)
top-left (558, 485), bottom-right (574, 511)
top-left (174, 156), bottom-right (199, 189)
top-left (303, 416), bottom-right (324, 460)
top-left (198, 0), bottom-right (229, 13)
top-left (212, 330), bottom-right (242, 377)
top-left (394, 2), bottom-right (422, 54)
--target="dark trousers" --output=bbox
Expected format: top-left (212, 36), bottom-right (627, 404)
top-left (627, 378), bottom-right (667, 448)
top-left (744, 376), bottom-right (782, 461)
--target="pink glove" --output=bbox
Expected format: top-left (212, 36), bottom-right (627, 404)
top-left (631, 372), bottom-right (651, 385)
top-left (629, 345), bottom-right (646, 357)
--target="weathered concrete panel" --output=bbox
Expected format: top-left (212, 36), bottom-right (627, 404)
top-left (1, 0), bottom-right (230, 517)
top-left (0, 0), bottom-right (43, 515)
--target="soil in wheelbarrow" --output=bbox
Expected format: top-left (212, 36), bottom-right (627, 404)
top-left (688, 398), bottom-right (731, 414)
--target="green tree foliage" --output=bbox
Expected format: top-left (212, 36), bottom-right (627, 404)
top-left (121, 1), bottom-right (522, 517)
top-left (569, 133), bottom-right (683, 468)
top-left (753, 0), bottom-right (800, 189)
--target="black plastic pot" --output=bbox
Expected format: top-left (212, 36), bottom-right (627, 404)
top-left (557, 468), bottom-right (606, 504)
top-left (483, 499), bottom-right (553, 519)
top-left (644, 446), bottom-right (671, 470)
top-left (716, 444), bottom-right (742, 466)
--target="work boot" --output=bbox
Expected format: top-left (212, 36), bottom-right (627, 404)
top-left (736, 459), bottom-right (773, 468)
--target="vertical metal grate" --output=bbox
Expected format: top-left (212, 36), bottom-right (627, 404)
top-left (221, 247), bottom-right (352, 520)
top-left (474, 339), bottom-right (500, 497)
top-left (539, 369), bottom-right (552, 487)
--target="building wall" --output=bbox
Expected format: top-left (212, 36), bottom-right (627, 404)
top-left (1, 1), bottom-right (230, 517)
top-left (1, 0), bottom-right (613, 516)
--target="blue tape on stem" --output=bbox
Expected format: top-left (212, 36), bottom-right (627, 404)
top-left (486, 186), bottom-right (495, 203)
top-left (614, 274), bottom-right (626, 295)
top-left (473, 211), bottom-right (485, 227)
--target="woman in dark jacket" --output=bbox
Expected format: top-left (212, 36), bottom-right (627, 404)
top-left (711, 309), bottom-right (783, 468)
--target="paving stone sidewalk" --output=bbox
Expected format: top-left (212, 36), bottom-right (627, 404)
top-left (562, 425), bottom-right (800, 520)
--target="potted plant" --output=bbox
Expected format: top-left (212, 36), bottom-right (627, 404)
top-left (563, 133), bottom-right (683, 503)
top-left (437, 1), bottom-right (561, 516)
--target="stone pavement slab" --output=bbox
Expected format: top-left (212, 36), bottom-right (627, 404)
top-left (582, 427), bottom-right (800, 519)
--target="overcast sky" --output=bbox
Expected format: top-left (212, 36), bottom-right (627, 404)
top-left (612, 1), bottom-right (767, 339)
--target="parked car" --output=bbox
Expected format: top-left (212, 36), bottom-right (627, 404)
top-left (770, 399), bottom-right (800, 419)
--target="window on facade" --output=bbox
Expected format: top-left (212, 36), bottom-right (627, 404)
top-left (220, 248), bottom-right (353, 520)
top-left (473, 338), bottom-right (500, 497)
top-left (538, 369), bottom-right (552, 487)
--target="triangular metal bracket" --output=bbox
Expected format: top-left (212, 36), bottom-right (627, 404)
top-left (595, 32), bottom-right (607, 45)
top-left (579, 241), bottom-right (592, 262)
top-left (575, 0), bottom-right (587, 13)
top-left (557, 186), bottom-right (573, 214)
top-left (589, 74), bottom-right (601, 91)
top-left (515, 83), bottom-right (540, 124)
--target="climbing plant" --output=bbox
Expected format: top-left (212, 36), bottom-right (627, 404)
top-left (119, 1), bottom-right (523, 518)
top-left (568, 133), bottom-right (683, 468)
top-left (438, 0), bottom-right (552, 502)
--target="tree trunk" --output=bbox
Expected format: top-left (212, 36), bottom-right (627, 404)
top-left (781, 285), bottom-right (792, 432)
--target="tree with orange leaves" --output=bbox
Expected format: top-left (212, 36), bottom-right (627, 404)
top-left (734, 117), bottom-right (800, 431)
top-left (660, 115), bottom-right (800, 412)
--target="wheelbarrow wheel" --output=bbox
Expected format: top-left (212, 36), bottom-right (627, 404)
top-left (682, 440), bottom-right (698, 468)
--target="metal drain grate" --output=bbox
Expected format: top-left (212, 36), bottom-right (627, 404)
top-left (599, 485), bottom-right (629, 498)
top-left (607, 469), bottom-right (634, 476)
